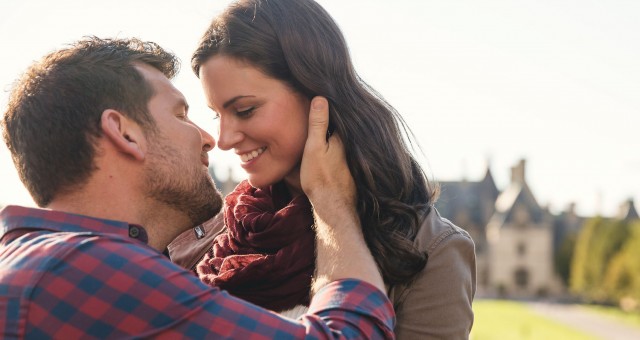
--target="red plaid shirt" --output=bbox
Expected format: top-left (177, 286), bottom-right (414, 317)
top-left (0, 205), bottom-right (395, 339)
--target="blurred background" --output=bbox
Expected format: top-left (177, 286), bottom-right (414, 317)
top-left (1, 1), bottom-right (639, 338)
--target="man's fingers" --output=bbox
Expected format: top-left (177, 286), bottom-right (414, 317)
top-left (307, 96), bottom-right (329, 145)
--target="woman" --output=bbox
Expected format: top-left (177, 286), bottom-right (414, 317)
top-left (169, 0), bottom-right (476, 338)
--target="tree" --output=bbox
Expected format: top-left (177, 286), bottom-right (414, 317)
top-left (602, 221), bottom-right (640, 311)
top-left (555, 232), bottom-right (577, 285)
top-left (570, 217), bottom-right (601, 297)
top-left (570, 217), bottom-right (631, 302)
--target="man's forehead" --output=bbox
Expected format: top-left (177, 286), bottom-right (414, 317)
top-left (134, 63), bottom-right (187, 105)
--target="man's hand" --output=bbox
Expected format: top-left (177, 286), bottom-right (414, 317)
top-left (300, 96), bottom-right (355, 207)
top-left (300, 96), bottom-right (385, 294)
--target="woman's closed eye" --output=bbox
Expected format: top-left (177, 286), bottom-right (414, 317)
top-left (236, 106), bottom-right (256, 118)
top-left (210, 106), bottom-right (256, 120)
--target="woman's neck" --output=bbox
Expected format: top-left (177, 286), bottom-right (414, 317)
top-left (283, 168), bottom-right (304, 197)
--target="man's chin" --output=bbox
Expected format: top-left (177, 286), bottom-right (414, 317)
top-left (199, 200), bottom-right (222, 225)
top-left (189, 187), bottom-right (223, 227)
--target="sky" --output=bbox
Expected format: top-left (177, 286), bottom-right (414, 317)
top-left (0, 0), bottom-right (638, 218)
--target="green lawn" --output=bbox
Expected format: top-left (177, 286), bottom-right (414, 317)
top-left (471, 300), bottom-right (599, 340)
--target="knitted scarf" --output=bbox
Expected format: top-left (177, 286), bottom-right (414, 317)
top-left (197, 180), bottom-right (315, 312)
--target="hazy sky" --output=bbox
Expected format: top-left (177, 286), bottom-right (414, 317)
top-left (1, 0), bottom-right (638, 217)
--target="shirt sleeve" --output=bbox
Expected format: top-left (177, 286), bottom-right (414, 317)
top-left (393, 231), bottom-right (476, 339)
top-left (26, 235), bottom-right (395, 339)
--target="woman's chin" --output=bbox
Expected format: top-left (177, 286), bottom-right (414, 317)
top-left (246, 177), bottom-right (275, 190)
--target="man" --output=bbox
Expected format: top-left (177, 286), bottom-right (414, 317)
top-left (0, 37), bottom-right (393, 338)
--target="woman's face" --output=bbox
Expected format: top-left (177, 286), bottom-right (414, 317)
top-left (199, 56), bottom-right (310, 194)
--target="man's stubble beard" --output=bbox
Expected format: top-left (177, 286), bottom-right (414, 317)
top-left (144, 136), bottom-right (223, 228)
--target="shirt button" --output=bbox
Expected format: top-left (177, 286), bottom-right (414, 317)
top-left (129, 226), bottom-right (140, 238)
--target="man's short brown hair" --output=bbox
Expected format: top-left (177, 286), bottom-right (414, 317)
top-left (1, 37), bottom-right (180, 206)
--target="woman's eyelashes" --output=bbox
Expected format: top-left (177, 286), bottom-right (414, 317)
top-left (236, 106), bottom-right (256, 118)
top-left (210, 106), bottom-right (256, 120)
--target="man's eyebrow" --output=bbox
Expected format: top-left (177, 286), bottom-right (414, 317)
top-left (223, 95), bottom-right (256, 109)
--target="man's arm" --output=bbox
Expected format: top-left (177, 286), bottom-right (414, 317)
top-left (300, 97), bottom-right (386, 294)
top-left (28, 235), bottom-right (393, 339)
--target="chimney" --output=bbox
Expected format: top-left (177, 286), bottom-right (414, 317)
top-left (510, 159), bottom-right (526, 185)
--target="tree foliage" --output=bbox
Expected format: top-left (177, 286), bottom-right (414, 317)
top-left (570, 217), bottom-right (601, 296)
top-left (555, 232), bottom-right (576, 285)
top-left (569, 217), bottom-right (633, 303)
top-left (602, 222), bottom-right (640, 310)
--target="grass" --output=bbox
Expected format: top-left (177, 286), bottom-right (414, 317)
top-left (471, 299), bottom-right (600, 340)
top-left (579, 304), bottom-right (640, 329)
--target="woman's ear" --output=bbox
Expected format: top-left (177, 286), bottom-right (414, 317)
top-left (100, 109), bottom-right (146, 161)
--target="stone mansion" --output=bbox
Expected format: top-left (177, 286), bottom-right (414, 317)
top-left (435, 159), bottom-right (638, 298)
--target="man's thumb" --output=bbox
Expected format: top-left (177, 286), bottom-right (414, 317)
top-left (308, 96), bottom-right (329, 141)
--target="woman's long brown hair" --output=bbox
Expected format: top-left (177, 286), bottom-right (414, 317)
top-left (192, 0), bottom-right (438, 285)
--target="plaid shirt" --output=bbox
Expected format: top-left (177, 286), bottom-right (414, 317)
top-left (0, 205), bottom-right (395, 339)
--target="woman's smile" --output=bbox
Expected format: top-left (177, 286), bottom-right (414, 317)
top-left (239, 146), bottom-right (266, 164)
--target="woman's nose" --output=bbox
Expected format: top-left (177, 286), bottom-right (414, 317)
top-left (216, 117), bottom-right (243, 151)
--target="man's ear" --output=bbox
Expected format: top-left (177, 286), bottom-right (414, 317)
top-left (100, 109), bottom-right (146, 161)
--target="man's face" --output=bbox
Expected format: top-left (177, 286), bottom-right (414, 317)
top-left (136, 64), bottom-right (222, 228)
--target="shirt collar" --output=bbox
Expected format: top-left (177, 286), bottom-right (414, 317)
top-left (0, 205), bottom-right (149, 244)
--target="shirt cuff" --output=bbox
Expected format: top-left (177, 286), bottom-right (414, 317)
top-left (309, 279), bottom-right (396, 336)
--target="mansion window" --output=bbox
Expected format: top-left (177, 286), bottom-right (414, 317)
top-left (514, 268), bottom-right (529, 288)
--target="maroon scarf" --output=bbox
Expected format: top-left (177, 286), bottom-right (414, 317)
top-left (197, 180), bottom-right (315, 312)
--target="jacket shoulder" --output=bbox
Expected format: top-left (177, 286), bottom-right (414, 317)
top-left (414, 206), bottom-right (474, 253)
